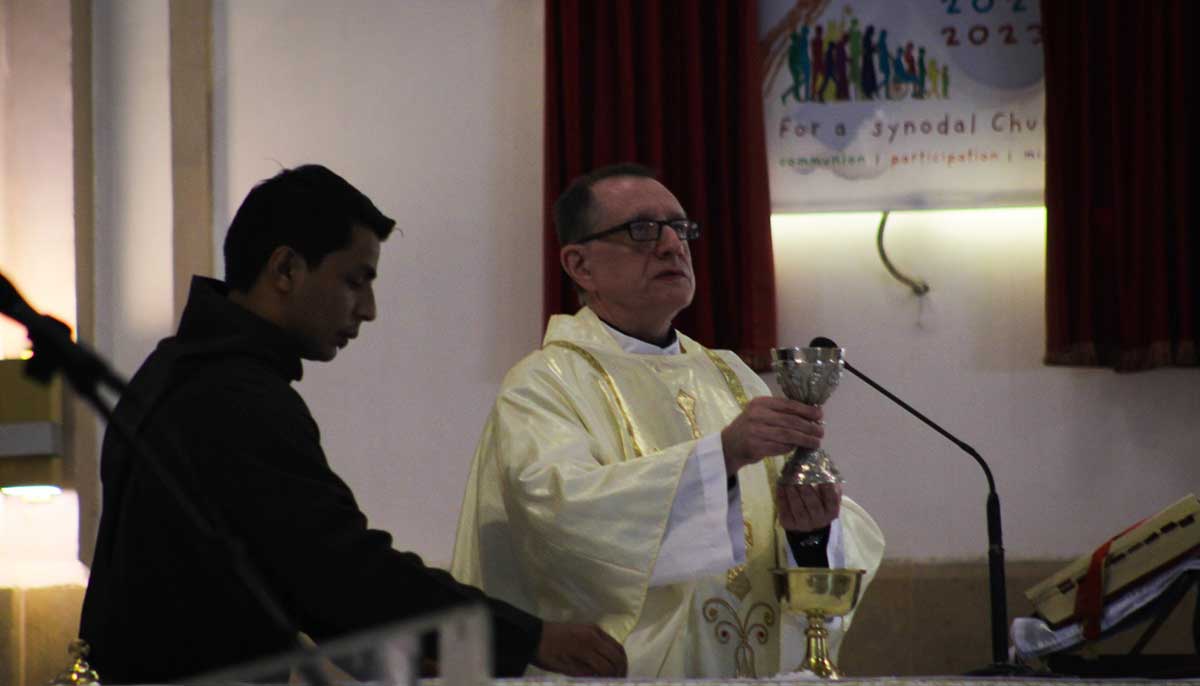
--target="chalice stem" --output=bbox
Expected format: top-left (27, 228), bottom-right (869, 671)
top-left (779, 447), bottom-right (843, 487)
top-left (802, 610), bottom-right (841, 679)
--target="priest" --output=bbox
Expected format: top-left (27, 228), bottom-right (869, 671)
top-left (452, 164), bottom-right (885, 677)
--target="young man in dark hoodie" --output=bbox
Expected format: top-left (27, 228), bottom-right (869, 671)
top-left (79, 164), bottom-right (626, 683)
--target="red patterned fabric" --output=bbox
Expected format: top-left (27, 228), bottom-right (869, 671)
top-left (1073, 519), bottom-right (1144, 640)
top-left (1043, 0), bottom-right (1198, 371)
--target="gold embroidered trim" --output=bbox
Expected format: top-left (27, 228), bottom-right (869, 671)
top-left (728, 539), bottom-right (753, 598)
top-left (700, 346), bottom-right (758, 596)
top-left (726, 518), bottom-right (755, 600)
top-left (726, 562), bottom-right (752, 600)
top-left (545, 340), bottom-right (645, 457)
top-left (703, 348), bottom-right (750, 409)
top-left (702, 598), bottom-right (776, 678)
top-left (676, 389), bottom-right (701, 439)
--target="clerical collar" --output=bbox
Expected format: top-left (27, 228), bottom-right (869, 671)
top-left (599, 319), bottom-right (681, 355)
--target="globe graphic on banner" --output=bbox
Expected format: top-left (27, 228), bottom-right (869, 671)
top-left (908, 0), bottom-right (1044, 90)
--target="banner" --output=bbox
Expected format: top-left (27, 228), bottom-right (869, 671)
top-left (760, 0), bottom-right (1044, 212)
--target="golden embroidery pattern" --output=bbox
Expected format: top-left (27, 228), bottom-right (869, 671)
top-left (703, 348), bottom-right (750, 409)
top-left (702, 598), bottom-right (775, 678)
top-left (726, 572), bottom-right (752, 601)
top-left (725, 520), bottom-right (755, 600)
top-left (676, 389), bottom-right (701, 439)
top-left (701, 347), bottom-right (758, 597)
top-left (545, 340), bottom-right (644, 457)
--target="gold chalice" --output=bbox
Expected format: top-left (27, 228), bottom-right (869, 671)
top-left (774, 567), bottom-right (865, 679)
top-left (50, 639), bottom-right (100, 685)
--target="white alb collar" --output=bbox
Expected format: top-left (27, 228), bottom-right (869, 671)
top-left (599, 320), bottom-right (681, 356)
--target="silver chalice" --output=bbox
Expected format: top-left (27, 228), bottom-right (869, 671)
top-left (771, 346), bottom-right (845, 486)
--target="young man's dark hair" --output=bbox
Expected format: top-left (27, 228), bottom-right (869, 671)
top-left (223, 164), bottom-right (396, 292)
top-left (552, 163), bottom-right (657, 246)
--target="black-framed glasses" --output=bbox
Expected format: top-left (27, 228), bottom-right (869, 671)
top-left (572, 219), bottom-right (702, 245)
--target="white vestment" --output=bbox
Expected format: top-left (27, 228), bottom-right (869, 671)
top-left (451, 308), bottom-right (884, 677)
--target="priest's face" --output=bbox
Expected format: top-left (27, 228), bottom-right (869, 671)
top-left (282, 225), bottom-right (381, 361)
top-left (569, 176), bottom-right (696, 337)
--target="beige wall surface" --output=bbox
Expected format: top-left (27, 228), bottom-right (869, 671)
top-left (92, 0), bottom-right (174, 378)
top-left (0, 0), bottom-right (76, 358)
top-left (841, 560), bottom-right (1198, 676)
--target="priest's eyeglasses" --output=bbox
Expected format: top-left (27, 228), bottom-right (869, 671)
top-left (573, 219), bottom-right (702, 245)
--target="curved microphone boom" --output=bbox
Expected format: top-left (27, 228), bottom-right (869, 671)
top-left (0, 271), bottom-right (127, 393)
top-left (810, 336), bottom-right (1011, 670)
top-left (0, 270), bottom-right (37, 323)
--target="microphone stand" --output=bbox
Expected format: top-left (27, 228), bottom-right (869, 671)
top-left (2, 277), bottom-right (329, 685)
top-left (839, 357), bottom-right (1023, 674)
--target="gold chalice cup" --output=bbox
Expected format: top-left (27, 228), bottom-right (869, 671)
top-left (774, 567), bottom-right (865, 679)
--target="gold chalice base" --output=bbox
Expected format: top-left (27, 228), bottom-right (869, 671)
top-left (773, 567), bottom-right (865, 679)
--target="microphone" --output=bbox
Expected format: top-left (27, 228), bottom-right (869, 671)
top-left (811, 336), bottom-right (1013, 671)
top-left (0, 271), bottom-right (127, 393)
top-left (0, 270), bottom-right (38, 324)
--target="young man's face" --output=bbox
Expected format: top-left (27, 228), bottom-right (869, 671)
top-left (282, 225), bottom-right (381, 361)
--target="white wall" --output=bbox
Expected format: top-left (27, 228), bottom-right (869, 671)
top-left (91, 0), bottom-right (174, 377)
top-left (772, 209), bottom-right (1200, 559)
top-left (213, 0), bottom-right (545, 565)
top-left (0, 0), bottom-right (76, 358)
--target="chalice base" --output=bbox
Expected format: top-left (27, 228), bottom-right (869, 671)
top-left (779, 448), bottom-right (843, 487)
top-left (798, 610), bottom-right (842, 679)
top-left (774, 568), bottom-right (864, 680)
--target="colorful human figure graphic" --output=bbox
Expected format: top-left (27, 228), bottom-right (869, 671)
top-left (782, 25), bottom-right (812, 104)
top-left (916, 46), bottom-right (927, 98)
top-left (769, 13), bottom-right (949, 105)
top-left (818, 38), bottom-right (838, 101)
top-left (892, 47), bottom-right (907, 81)
top-left (834, 35), bottom-right (850, 100)
top-left (810, 24), bottom-right (825, 101)
top-left (877, 29), bottom-right (891, 99)
top-left (860, 25), bottom-right (878, 100)
top-left (825, 14), bottom-right (845, 44)
top-left (892, 46), bottom-right (916, 98)
top-left (847, 18), bottom-right (862, 100)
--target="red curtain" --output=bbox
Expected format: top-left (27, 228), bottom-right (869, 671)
top-left (543, 0), bottom-right (777, 369)
top-left (1042, 0), bottom-right (1198, 372)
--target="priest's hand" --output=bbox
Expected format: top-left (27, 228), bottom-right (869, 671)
top-left (533, 622), bottom-right (628, 677)
top-left (777, 482), bottom-right (841, 532)
top-left (721, 397), bottom-right (824, 474)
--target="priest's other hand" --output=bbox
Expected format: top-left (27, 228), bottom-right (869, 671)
top-left (533, 622), bottom-right (628, 677)
top-left (721, 397), bottom-right (824, 474)
top-left (777, 482), bottom-right (841, 532)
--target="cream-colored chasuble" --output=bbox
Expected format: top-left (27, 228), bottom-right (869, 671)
top-left (451, 308), bottom-right (884, 677)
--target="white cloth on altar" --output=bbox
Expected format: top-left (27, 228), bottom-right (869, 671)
top-left (1011, 556), bottom-right (1200, 659)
